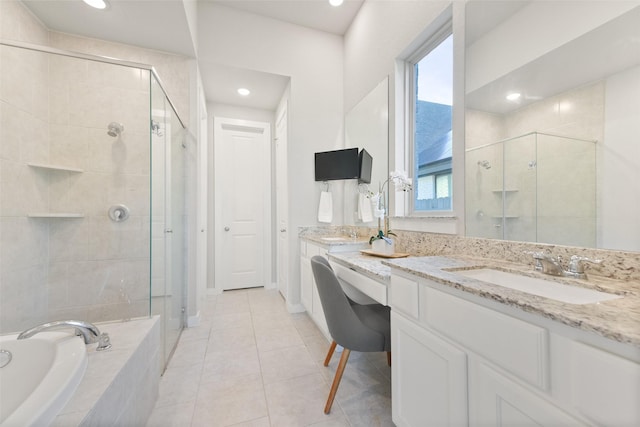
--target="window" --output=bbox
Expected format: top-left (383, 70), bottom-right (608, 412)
top-left (409, 31), bottom-right (453, 212)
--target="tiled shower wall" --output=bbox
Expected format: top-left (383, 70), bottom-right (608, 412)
top-left (1, 0), bottom-right (193, 334)
top-left (0, 44), bottom-right (152, 333)
top-left (465, 82), bottom-right (603, 247)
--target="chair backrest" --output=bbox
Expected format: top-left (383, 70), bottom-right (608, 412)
top-left (310, 256), bottom-right (384, 351)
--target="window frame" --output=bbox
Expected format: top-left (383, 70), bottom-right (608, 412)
top-left (405, 22), bottom-right (454, 216)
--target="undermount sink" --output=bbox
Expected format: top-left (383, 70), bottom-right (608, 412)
top-left (320, 236), bottom-right (352, 242)
top-left (453, 268), bottom-right (622, 305)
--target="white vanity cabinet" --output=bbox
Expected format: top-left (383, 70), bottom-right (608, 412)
top-left (392, 311), bottom-right (468, 427)
top-left (299, 239), bottom-right (369, 340)
top-left (389, 269), bottom-right (640, 427)
top-left (299, 240), bottom-right (330, 338)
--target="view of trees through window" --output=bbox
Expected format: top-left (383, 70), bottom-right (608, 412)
top-left (413, 33), bottom-right (453, 211)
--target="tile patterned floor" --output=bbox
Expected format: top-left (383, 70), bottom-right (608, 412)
top-left (147, 288), bottom-right (393, 427)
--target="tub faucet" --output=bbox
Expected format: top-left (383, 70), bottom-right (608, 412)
top-left (17, 320), bottom-right (112, 351)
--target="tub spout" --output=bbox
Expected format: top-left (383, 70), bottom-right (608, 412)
top-left (17, 320), bottom-right (112, 351)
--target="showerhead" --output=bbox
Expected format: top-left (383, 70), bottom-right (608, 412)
top-left (107, 122), bottom-right (124, 137)
top-left (477, 160), bottom-right (491, 170)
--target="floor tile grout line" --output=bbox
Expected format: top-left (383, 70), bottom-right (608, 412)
top-left (250, 298), bottom-right (274, 427)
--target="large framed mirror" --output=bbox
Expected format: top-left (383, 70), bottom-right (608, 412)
top-left (464, 1), bottom-right (640, 252)
top-left (344, 77), bottom-right (389, 225)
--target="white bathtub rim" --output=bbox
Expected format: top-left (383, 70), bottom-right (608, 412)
top-left (0, 332), bottom-right (88, 427)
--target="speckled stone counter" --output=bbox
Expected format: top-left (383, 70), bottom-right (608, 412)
top-left (324, 251), bottom-right (640, 348)
top-left (384, 256), bottom-right (640, 348)
top-left (328, 251), bottom-right (391, 283)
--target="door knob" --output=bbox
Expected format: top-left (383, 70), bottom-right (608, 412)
top-left (224, 226), bottom-right (230, 231)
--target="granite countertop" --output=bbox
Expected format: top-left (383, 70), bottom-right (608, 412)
top-left (326, 252), bottom-right (640, 348)
top-left (328, 251), bottom-right (392, 283)
top-left (301, 234), bottom-right (370, 247)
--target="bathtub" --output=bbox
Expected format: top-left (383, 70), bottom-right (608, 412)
top-left (0, 331), bottom-right (87, 426)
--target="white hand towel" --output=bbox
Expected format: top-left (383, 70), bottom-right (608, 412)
top-left (359, 193), bottom-right (373, 223)
top-left (318, 191), bottom-right (333, 223)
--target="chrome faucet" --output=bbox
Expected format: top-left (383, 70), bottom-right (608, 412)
top-left (565, 255), bottom-right (602, 279)
top-left (535, 253), bottom-right (565, 276)
top-left (526, 252), bottom-right (601, 279)
top-left (17, 320), bottom-right (112, 351)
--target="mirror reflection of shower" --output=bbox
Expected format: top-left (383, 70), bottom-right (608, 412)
top-left (477, 160), bottom-right (491, 170)
top-left (107, 122), bottom-right (124, 137)
top-left (151, 119), bottom-right (164, 137)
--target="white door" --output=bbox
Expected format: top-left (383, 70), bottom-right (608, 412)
top-left (275, 104), bottom-right (289, 298)
top-left (214, 118), bottom-right (271, 291)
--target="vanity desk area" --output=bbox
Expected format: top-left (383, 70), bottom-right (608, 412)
top-left (299, 232), bottom-right (640, 427)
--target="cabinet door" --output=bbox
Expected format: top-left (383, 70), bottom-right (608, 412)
top-left (311, 279), bottom-right (330, 338)
top-left (470, 360), bottom-right (580, 427)
top-left (299, 257), bottom-right (312, 313)
top-left (391, 312), bottom-right (468, 427)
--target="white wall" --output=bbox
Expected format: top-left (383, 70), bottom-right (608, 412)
top-left (601, 65), bottom-right (640, 251)
top-left (344, 0), bottom-right (463, 235)
top-left (197, 3), bottom-right (343, 300)
top-left (466, 1), bottom-right (636, 93)
top-left (344, 0), bottom-right (450, 111)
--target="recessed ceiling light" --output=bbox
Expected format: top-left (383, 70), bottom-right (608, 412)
top-left (506, 92), bottom-right (521, 101)
top-left (237, 88), bottom-right (251, 96)
top-left (83, 0), bottom-right (108, 9)
top-left (329, 0), bottom-right (344, 6)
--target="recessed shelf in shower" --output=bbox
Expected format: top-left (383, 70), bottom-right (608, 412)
top-left (27, 213), bottom-right (85, 218)
top-left (27, 162), bottom-right (84, 173)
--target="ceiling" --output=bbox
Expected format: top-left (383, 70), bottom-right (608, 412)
top-left (22, 0), bottom-right (364, 110)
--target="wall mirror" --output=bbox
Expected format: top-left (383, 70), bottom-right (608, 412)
top-left (464, 1), bottom-right (640, 252)
top-left (344, 76), bottom-right (389, 225)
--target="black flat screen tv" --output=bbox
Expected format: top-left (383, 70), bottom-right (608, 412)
top-left (358, 148), bottom-right (372, 184)
top-left (314, 148), bottom-right (359, 181)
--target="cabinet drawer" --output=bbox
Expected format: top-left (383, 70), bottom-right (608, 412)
top-left (332, 262), bottom-right (387, 305)
top-left (424, 287), bottom-right (549, 390)
top-left (390, 275), bottom-right (420, 319)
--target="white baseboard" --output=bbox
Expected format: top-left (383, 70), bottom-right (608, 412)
top-left (187, 311), bottom-right (201, 327)
top-left (206, 287), bottom-right (223, 296)
top-left (287, 302), bottom-right (306, 313)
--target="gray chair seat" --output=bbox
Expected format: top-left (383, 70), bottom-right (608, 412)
top-left (310, 255), bottom-right (391, 414)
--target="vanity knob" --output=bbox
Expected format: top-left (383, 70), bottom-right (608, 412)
top-left (224, 226), bottom-right (230, 231)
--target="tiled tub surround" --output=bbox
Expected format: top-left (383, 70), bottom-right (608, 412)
top-left (52, 316), bottom-right (160, 426)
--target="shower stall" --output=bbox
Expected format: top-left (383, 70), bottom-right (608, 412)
top-left (465, 131), bottom-right (597, 247)
top-left (0, 41), bottom-right (187, 369)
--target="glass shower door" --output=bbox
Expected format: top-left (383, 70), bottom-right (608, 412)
top-left (150, 75), bottom-right (186, 369)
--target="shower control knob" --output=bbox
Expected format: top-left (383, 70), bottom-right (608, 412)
top-left (108, 204), bottom-right (130, 222)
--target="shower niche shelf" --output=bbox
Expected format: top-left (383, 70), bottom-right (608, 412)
top-left (27, 162), bottom-right (83, 173)
top-left (28, 213), bottom-right (84, 218)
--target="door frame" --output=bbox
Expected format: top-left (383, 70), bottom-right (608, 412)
top-left (213, 116), bottom-right (272, 292)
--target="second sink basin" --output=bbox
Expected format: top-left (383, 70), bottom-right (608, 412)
top-left (453, 268), bottom-right (621, 305)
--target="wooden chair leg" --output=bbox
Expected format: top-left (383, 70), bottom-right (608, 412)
top-left (324, 348), bottom-right (351, 414)
top-left (324, 340), bottom-right (337, 367)
top-left (387, 351), bottom-right (391, 366)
